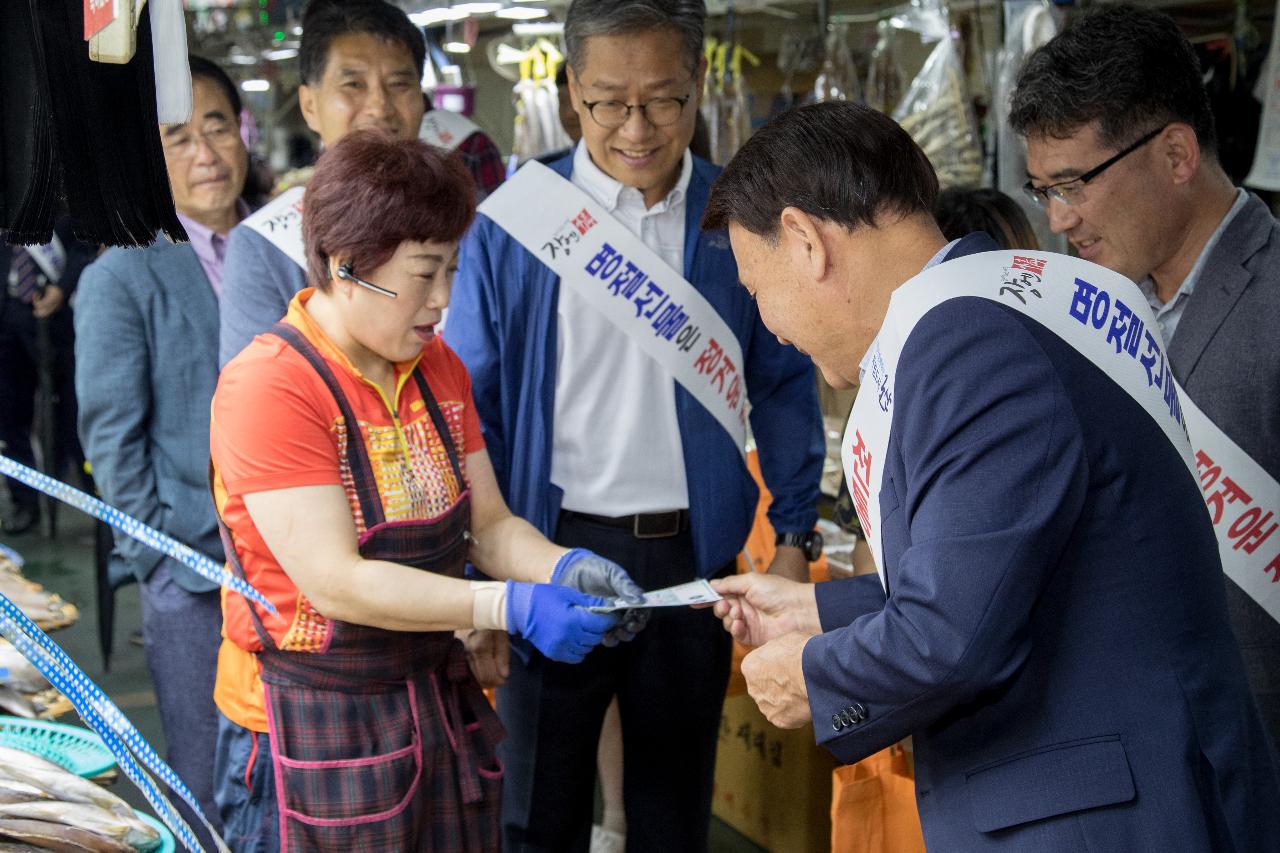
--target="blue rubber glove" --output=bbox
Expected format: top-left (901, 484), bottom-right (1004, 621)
top-left (551, 548), bottom-right (650, 646)
top-left (506, 581), bottom-right (617, 663)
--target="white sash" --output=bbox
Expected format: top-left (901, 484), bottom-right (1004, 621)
top-left (25, 236), bottom-right (67, 284)
top-left (419, 109), bottom-right (480, 151)
top-left (846, 251), bottom-right (1193, 581)
top-left (477, 160), bottom-right (749, 451)
top-left (240, 110), bottom-right (477, 273)
top-left (241, 186), bottom-right (307, 271)
top-left (843, 250), bottom-right (1280, 624)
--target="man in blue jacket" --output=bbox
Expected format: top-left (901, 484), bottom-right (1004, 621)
top-left (75, 56), bottom-right (249, 840)
top-left (445, 1), bottom-right (824, 849)
top-left (706, 101), bottom-right (1280, 851)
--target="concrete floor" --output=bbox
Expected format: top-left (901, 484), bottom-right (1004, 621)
top-left (2, 500), bottom-right (767, 853)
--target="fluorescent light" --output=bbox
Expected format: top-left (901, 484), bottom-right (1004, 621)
top-left (495, 5), bottom-right (548, 18)
top-left (409, 7), bottom-right (469, 25)
top-left (241, 79), bottom-right (270, 92)
top-left (265, 47), bottom-right (298, 60)
top-left (512, 21), bottom-right (563, 36)
top-left (444, 41), bottom-right (472, 53)
top-left (228, 53), bottom-right (258, 66)
top-left (452, 1), bottom-right (502, 12)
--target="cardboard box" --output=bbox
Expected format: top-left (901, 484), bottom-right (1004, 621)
top-left (713, 693), bottom-right (836, 853)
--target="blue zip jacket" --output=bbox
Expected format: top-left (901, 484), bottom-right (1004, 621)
top-left (446, 153), bottom-right (824, 575)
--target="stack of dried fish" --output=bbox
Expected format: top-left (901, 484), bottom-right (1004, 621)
top-left (893, 38), bottom-right (984, 189)
top-left (0, 747), bottom-right (160, 852)
top-left (0, 558), bottom-right (78, 632)
top-left (0, 641), bottom-right (71, 719)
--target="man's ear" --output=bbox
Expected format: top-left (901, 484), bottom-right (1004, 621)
top-left (779, 206), bottom-right (829, 283)
top-left (299, 84), bottom-right (322, 135)
top-left (1161, 123), bottom-right (1201, 187)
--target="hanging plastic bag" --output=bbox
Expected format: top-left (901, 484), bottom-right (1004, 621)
top-left (891, 9), bottom-right (983, 189)
top-left (813, 24), bottom-right (860, 103)
top-left (867, 20), bottom-right (907, 114)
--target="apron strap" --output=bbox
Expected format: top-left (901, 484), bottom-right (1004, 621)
top-left (410, 369), bottom-right (468, 499)
top-left (269, 322), bottom-right (385, 529)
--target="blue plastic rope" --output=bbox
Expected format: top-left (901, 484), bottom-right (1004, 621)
top-left (0, 595), bottom-right (229, 853)
top-left (0, 454), bottom-right (274, 615)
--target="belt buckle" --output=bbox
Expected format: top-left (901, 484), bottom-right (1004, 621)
top-left (633, 511), bottom-right (680, 539)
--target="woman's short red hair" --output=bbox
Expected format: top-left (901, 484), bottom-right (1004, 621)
top-left (303, 130), bottom-right (476, 289)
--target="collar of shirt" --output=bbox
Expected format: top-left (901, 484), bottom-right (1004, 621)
top-left (175, 198), bottom-right (250, 298)
top-left (571, 141), bottom-right (693, 215)
top-left (1137, 187), bottom-right (1248, 319)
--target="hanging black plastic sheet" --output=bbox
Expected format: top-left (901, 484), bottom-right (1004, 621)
top-left (1, 0), bottom-right (186, 247)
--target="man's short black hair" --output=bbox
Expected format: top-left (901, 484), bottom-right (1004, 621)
top-left (1009, 4), bottom-right (1217, 156)
top-left (703, 101), bottom-right (938, 239)
top-left (299, 0), bottom-right (427, 86)
top-left (189, 54), bottom-right (242, 119)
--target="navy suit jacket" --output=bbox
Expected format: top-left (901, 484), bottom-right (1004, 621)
top-left (74, 239), bottom-right (222, 593)
top-left (802, 235), bottom-right (1280, 851)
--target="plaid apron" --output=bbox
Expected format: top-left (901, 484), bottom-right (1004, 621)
top-left (219, 323), bottom-right (503, 852)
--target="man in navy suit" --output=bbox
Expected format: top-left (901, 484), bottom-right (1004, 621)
top-left (703, 102), bottom-right (1280, 851)
top-left (75, 56), bottom-right (248, 839)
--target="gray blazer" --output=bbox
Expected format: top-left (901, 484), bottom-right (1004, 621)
top-left (1170, 191), bottom-right (1280, 747)
top-left (74, 239), bottom-right (221, 593)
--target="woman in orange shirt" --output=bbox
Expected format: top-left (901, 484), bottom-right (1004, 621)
top-left (209, 131), bottom-right (645, 852)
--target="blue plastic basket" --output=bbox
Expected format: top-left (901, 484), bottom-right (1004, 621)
top-left (135, 810), bottom-right (177, 853)
top-left (0, 715), bottom-right (116, 778)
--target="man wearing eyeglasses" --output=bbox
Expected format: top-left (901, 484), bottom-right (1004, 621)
top-left (73, 55), bottom-right (249, 845)
top-left (446, 1), bottom-right (824, 850)
top-left (1012, 4), bottom-right (1280, 754)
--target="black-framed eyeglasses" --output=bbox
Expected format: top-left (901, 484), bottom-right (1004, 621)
top-left (1023, 125), bottom-right (1167, 208)
top-left (581, 93), bottom-right (692, 129)
top-left (336, 263), bottom-right (397, 299)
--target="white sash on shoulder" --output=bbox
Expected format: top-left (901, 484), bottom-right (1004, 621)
top-left (478, 160), bottom-right (749, 451)
top-left (241, 186), bottom-right (306, 271)
top-left (843, 250), bottom-right (1280, 627)
top-left (419, 109), bottom-right (480, 151)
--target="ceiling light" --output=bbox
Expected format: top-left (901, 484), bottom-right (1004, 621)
top-left (495, 5), bottom-right (548, 18)
top-left (241, 79), bottom-right (270, 92)
top-left (409, 7), bottom-right (469, 25)
top-left (512, 21), bottom-right (563, 36)
top-left (228, 53), bottom-right (258, 66)
top-left (265, 47), bottom-right (298, 60)
top-left (444, 41), bottom-right (472, 53)
top-left (452, 1), bottom-right (502, 12)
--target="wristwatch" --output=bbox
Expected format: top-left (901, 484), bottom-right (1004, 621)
top-left (776, 530), bottom-right (824, 562)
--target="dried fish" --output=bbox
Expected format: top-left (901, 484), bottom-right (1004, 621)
top-left (0, 779), bottom-right (52, 806)
top-left (0, 749), bottom-right (132, 819)
top-left (0, 818), bottom-right (134, 853)
top-left (0, 643), bottom-right (50, 695)
top-left (0, 803), bottom-right (158, 851)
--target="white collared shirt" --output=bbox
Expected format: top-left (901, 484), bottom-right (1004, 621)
top-left (1138, 188), bottom-right (1248, 344)
top-left (551, 142), bottom-right (694, 515)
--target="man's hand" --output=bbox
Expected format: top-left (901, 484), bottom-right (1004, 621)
top-left (742, 632), bottom-right (811, 729)
top-left (765, 544), bottom-right (810, 582)
top-left (457, 628), bottom-right (509, 688)
top-left (31, 285), bottom-right (65, 319)
top-left (710, 572), bottom-right (821, 647)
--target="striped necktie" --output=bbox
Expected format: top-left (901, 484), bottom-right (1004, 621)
top-left (8, 247), bottom-right (40, 304)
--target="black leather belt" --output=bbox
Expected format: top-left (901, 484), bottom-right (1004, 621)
top-left (562, 509), bottom-right (687, 539)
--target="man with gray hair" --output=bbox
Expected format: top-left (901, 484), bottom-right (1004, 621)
top-left (1011, 4), bottom-right (1280, 750)
top-left (446, 0), bottom-right (824, 849)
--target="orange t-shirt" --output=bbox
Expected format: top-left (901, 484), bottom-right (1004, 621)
top-left (210, 289), bottom-right (484, 732)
